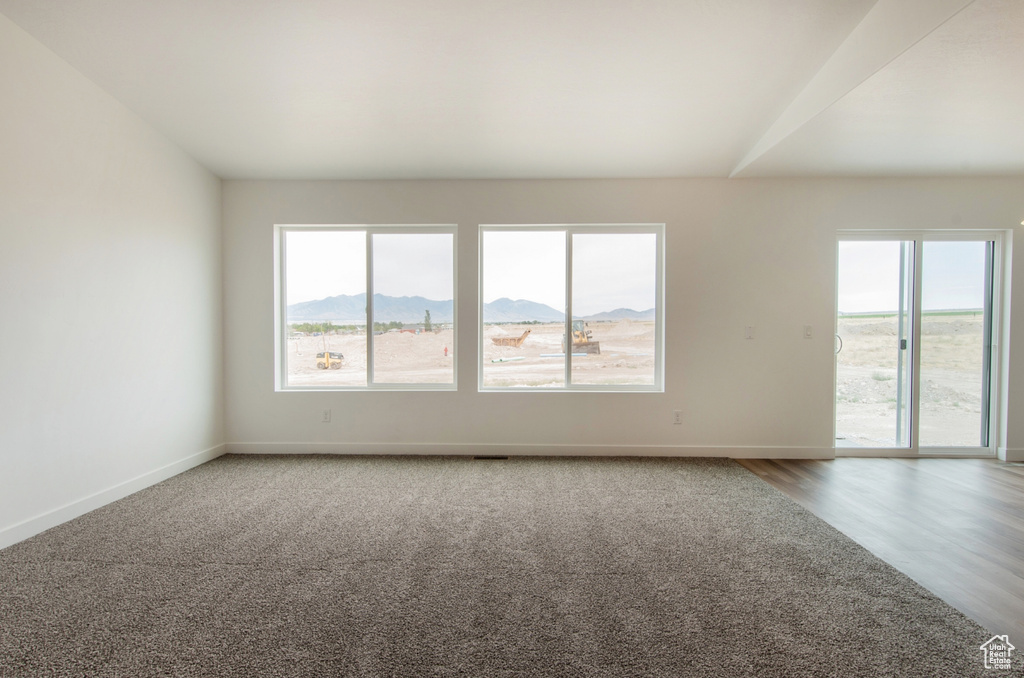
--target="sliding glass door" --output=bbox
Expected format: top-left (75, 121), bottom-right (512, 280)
top-left (918, 241), bottom-right (994, 447)
top-left (835, 241), bottom-right (912, 448)
top-left (835, 234), bottom-right (999, 455)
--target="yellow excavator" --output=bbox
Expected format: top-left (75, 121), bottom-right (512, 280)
top-left (562, 320), bottom-right (601, 355)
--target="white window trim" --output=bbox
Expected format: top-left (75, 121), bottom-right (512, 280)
top-left (275, 224), bottom-right (458, 392)
top-left (478, 224), bottom-right (665, 393)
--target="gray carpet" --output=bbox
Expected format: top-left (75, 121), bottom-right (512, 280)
top-left (0, 455), bottom-right (994, 676)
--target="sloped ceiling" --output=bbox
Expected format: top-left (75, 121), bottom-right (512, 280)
top-left (1, 0), bottom-right (1020, 179)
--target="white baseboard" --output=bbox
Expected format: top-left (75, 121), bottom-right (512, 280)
top-left (1000, 447), bottom-right (1024, 462)
top-left (225, 442), bottom-right (834, 460)
top-left (0, 444), bottom-right (226, 551)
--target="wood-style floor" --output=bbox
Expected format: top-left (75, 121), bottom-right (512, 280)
top-left (737, 458), bottom-right (1024, 644)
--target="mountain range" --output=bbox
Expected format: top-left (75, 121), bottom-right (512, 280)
top-left (287, 294), bottom-right (653, 324)
top-left (581, 307), bottom-right (656, 322)
top-left (287, 294), bottom-right (453, 324)
top-left (482, 297), bottom-right (564, 323)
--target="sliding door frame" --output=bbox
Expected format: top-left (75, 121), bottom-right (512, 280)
top-left (835, 230), bottom-right (1005, 458)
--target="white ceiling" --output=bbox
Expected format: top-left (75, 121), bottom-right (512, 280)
top-left (2, 0), bottom-right (1021, 179)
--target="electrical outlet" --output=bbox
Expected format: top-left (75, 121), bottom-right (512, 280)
top-left (745, 326), bottom-right (755, 340)
top-left (804, 325), bottom-right (813, 339)
top-left (321, 409), bottom-right (332, 424)
top-left (673, 410), bottom-right (682, 425)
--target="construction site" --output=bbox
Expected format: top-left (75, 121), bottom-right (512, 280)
top-left (284, 320), bottom-right (657, 387)
top-left (483, 320), bottom-right (656, 387)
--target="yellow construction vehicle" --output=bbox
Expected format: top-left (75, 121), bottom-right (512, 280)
top-left (316, 351), bottom-right (344, 369)
top-left (562, 320), bottom-right (601, 355)
top-left (313, 322), bottom-right (343, 369)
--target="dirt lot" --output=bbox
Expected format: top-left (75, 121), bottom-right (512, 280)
top-left (836, 314), bottom-right (987, 448)
top-left (285, 321), bottom-right (656, 388)
top-left (286, 329), bottom-right (455, 387)
top-left (482, 321), bottom-right (656, 387)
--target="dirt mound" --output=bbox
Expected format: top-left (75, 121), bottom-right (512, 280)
top-left (597, 319), bottom-right (653, 339)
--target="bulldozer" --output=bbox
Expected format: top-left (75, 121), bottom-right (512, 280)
top-left (562, 320), bottom-right (600, 355)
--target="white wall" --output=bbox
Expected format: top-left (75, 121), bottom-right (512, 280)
top-left (0, 14), bottom-right (224, 547)
top-left (222, 178), bottom-right (1023, 459)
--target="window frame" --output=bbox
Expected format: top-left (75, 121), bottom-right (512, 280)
top-left (478, 223), bottom-right (665, 393)
top-left (275, 224), bottom-right (458, 392)
top-left (834, 229), bottom-right (1006, 457)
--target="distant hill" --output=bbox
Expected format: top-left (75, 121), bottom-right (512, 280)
top-left (482, 298), bottom-right (564, 323)
top-left (579, 307), bottom-right (656, 322)
top-left (288, 293), bottom-right (651, 324)
top-left (287, 294), bottom-right (453, 324)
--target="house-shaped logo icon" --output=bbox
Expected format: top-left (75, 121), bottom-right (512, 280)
top-left (981, 635), bottom-right (1015, 670)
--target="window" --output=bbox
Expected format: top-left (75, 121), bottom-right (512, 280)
top-left (276, 225), bottom-right (456, 390)
top-left (479, 225), bottom-right (664, 391)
